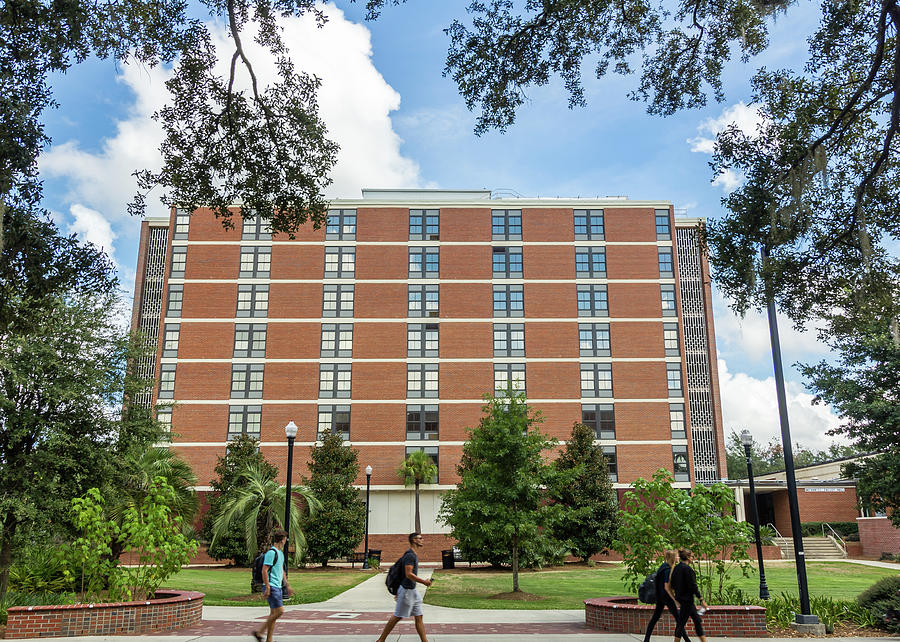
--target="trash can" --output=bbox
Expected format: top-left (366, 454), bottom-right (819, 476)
top-left (441, 549), bottom-right (455, 569)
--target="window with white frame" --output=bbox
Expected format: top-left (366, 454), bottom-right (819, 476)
top-left (324, 247), bottom-right (355, 278)
top-left (492, 247), bottom-right (523, 278)
top-left (604, 446), bottom-right (618, 481)
top-left (237, 284), bottom-right (269, 318)
top-left (658, 247), bottom-right (674, 277)
top-left (409, 209), bottom-right (439, 240)
top-left (409, 247), bottom-right (439, 278)
top-left (170, 246), bottom-right (187, 278)
top-left (655, 209), bottom-right (671, 240)
top-left (323, 284), bottom-right (354, 317)
top-left (660, 284), bottom-right (677, 317)
top-left (167, 285), bottom-right (183, 318)
top-left (158, 364), bottom-right (176, 399)
top-left (582, 404), bottom-right (615, 439)
top-left (228, 405), bottom-right (262, 439)
top-left (577, 285), bottom-right (608, 316)
top-left (581, 363), bottom-right (613, 397)
top-left (319, 363), bottom-right (352, 398)
top-left (325, 209), bottom-right (356, 240)
top-left (492, 209), bottom-right (522, 240)
top-left (493, 284), bottom-right (524, 317)
top-left (408, 285), bottom-right (439, 317)
top-left (666, 363), bottom-right (683, 396)
top-left (493, 323), bottom-right (525, 357)
top-left (156, 406), bottom-right (173, 432)
top-left (321, 323), bottom-right (353, 358)
top-left (173, 210), bottom-right (190, 239)
top-left (673, 445), bottom-right (690, 481)
top-left (494, 363), bottom-right (525, 395)
top-left (575, 247), bottom-right (606, 278)
top-left (574, 209), bottom-right (604, 240)
top-left (231, 363), bottom-right (264, 399)
top-left (578, 323), bottom-right (610, 357)
top-left (408, 323), bottom-right (439, 358)
top-left (240, 246), bottom-right (271, 278)
top-left (663, 323), bottom-right (680, 356)
top-left (407, 405), bottom-right (438, 440)
top-left (669, 403), bottom-right (686, 439)
top-left (407, 363), bottom-right (438, 398)
top-left (317, 405), bottom-right (350, 439)
top-left (405, 446), bottom-right (439, 482)
top-left (162, 324), bottom-right (180, 358)
top-left (242, 213), bottom-right (272, 240)
top-left (234, 323), bottom-right (267, 358)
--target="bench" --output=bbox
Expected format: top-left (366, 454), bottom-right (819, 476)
top-left (346, 549), bottom-right (381, 568)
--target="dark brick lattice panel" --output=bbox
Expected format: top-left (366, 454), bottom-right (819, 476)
top-left (585, 596), bottom-right (767, 638)
top-left (4, 590), bottom-right (204, 639)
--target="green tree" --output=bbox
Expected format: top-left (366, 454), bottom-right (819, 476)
top-left (203, 434), bottom-right (278, 565)
top-left (302, 432), bottom-right (365, 567)
top-left (210, 463), bottom-right (320, 566)
top-left (398, 449), bottom-right (437, 535)
top-left (724, 430), bottom-right (863, 480)
top-left (613, 469), bottom-right (754, 602)
top-left (548, 422), bottom-right (619, 562)
top-left (439, 388), bottom-right (557, 592)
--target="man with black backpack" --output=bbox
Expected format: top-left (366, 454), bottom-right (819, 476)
top-left (251, 529), bottom-right (292, 642)
top-left (377, 532), bottom-right (431, 642)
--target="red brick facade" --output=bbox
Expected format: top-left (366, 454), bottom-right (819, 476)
top-left (584, 597), bottom-right (767, 637)
top-left (857, 517), bottom-right (900, 557)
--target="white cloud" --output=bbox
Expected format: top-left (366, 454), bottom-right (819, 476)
top-left (68, 203), bottom-right (117, 257)
top-left (717, 358), bottom-right (845, 451)
top-left (688, 102), bottom-right (768, 192)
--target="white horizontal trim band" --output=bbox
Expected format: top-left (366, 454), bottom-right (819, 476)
top-left (162, 397), bottom-right (684, 405)
top-left (172, 240), bottom-right (673, 247)
top-left (170, 278), bottom-right (676, 285)
top-left (162, 357), bottom-right (683, 364)
top-left (165, 317), bottom-right (677, 323)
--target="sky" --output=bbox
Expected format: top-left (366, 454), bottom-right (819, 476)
top-left (37, 0), bottom-right (848, 454)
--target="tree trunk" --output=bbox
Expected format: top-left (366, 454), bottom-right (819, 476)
top-left (0, 517), bottom-right (18, 601)
top-left (414, 480), bottom-right (421, 534)
top-left (511, 533), bottom-right (520, 592)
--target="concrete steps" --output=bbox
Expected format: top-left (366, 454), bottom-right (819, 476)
top-left (773, 536), bottom-right (846, 559)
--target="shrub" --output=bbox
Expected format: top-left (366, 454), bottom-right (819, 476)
top-left (799, 521), bottom-right (858, 538)
top-left (0, 591), bottom-right (77, 626)
top-left (8, 547), bottom-right (74, 594)
top-left (857, 575), bottom-right (900, 632)
top-left (763, 593), bottom-right (882, 633)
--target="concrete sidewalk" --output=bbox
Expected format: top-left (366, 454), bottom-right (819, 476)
top-left (28, 635), bottom-right (900, 641)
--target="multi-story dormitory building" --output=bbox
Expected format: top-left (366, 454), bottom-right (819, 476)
top-left (130, 188), bottom-right (727, 561)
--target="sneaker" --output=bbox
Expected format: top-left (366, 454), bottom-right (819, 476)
top-left (252, 631), bottom-right (263, 642)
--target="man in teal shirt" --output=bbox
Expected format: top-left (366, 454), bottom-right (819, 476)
top-left (253, 529), bottom-right (291, 642)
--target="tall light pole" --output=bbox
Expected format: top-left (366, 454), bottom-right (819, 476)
top-left (761, 245), bottom-right (817, 626)
top-left (362, 465), bottom-right (372, 569)
top-left (283, 420), bottom-right (298, 574)
top-left (741, 429), bottom-right (770, 600)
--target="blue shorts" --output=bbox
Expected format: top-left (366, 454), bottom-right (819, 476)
top-left (267, 586), bottom-right (283, 609)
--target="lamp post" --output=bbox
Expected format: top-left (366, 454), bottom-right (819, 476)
top-left (362, 465), bottom-right (372, 569)
top-left (740, 429), bottom-right (770, 600)
top-left (283, 420), bottom-right (298, 574)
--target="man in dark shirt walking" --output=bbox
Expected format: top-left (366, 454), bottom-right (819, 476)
top-left (670, 549), bottom-right (708, 642)
top-left (643, 549), bottom-right (691, 642)
top-left (376, 532), bottom-right (432, 642)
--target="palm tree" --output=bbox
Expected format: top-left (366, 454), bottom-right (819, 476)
top-left (211, 463), bottom-right (320, 564)
top-left (397, 450), bottom-right (437, 534)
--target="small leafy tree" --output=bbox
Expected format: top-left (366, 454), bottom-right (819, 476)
top-left (613, 469), bottom-right (754, 603)
top-left (302, 432), bottom-right (365, 566)
top-left (398, 449), bottom-right (437, 534)
top-left (548, 422), bottom-right (619, 562)
top-left (64, 489), bottom-right (119, 600)
top-left (439, 388), bottom-right (557, 592)
top-left (203, 435), bottom-right (278, 565)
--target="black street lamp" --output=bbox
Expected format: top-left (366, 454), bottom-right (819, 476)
top-left (362, 465), bottom-right (372, 569)
top-left (283, 420), bottom-right (298, 574)
top-left (740, 429), bottom-right (770, 600)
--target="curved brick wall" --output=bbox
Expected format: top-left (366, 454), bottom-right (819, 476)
top-left (5, 590), bottom-right (204, 639)
top-left (585, 596), bottom-right (767, 638)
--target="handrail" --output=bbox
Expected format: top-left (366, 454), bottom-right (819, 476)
top-left (765, 522), bottom-right (783, 539)
top-left (822, 522), bottom-right (848, 557)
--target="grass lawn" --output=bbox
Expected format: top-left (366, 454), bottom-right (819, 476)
top-left (163, 567), bottom-right (376, 606)
top-left (424, 562), bottom-right (900, 610)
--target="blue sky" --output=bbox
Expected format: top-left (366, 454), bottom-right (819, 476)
top-left (38, 0), bottom-right (845, 453)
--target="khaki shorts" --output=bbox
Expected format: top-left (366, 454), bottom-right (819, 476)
top-left (394, 585), bottom-right (423, 617)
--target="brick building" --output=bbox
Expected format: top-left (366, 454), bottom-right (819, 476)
top-left (131, 189), bottom-right (727, 560)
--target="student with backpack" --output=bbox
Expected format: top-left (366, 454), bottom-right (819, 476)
top-left (671, 549), bottom-right (708, 642)
top-left (251, 529), bottom-right (292, 642)
top-left (642, 549), bottom-right (691, 642)
top-left (377, 532), bottom-right (431, 642)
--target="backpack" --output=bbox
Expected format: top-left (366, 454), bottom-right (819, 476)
top-left (385, 552), bottom-right (408, 595)
top-left (252, 547), bottom-right (278, 586)
top-left (638, 571), bottom-right (658, 604)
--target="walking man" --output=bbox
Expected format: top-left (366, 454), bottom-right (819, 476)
top-left (376, 532), bottom-right (432, 642)
top-left (253, 529), bottom-right (292, 642)
top-left (642, 549), bottom-right (691, 642)
top-left (671, 549), bottom-right (708, 642)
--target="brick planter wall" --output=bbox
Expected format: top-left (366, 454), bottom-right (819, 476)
top-left (858, 517), bottom-right (900, 558)
top-left (4, 590), bottom-right (203, 639)
top-left (585, 596), bottom-right (767, 638)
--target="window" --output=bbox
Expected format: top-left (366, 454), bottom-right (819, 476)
top-left (579, 323), bottom-right (610, 357)
top-left (673, 445), bottom-right (690, 481)
top-left (494, 363), bottom-right (526, 394)
top-left (493, 323), bottom-right (525, 357)
top-left (323, 284), bottom-right (354, 317)
top-left (319, 363), bottom-right (352, 398)
top-left (156, 406), bottom-right (172, 432)
top-left (669, 403), bottom-right (686, 439)
top-left (231, 364), bottom-right (264, 399)
top-left (409, 247), bottom-right (439, 278)
top-left (242, 213), bottom-right (272, 240)
top-left (655, 209), bottom-right (671, 240)
top-left (492, 209), bottom-right (522, 240)
top-left (317, 405), bottom-right (350, 439)
top-left (409, 285), bottom-right (439, 317)
top-left (228, 405), bottom-right (262, 439)
top-left (660, 285), bottom-right (677, 317)
top-left (405, 446), bottom-right (438, 482)
top-left (492, 247), bottom-right (523, 278)
top-left (575, 247), bottom-right (606, 278)
top-left (410, 209), bottom-right (439, 240)
top-left (167, 285), bottom-right (183, 318)
top-left (667, 363), bottom-right (683, 396)
top-left (407, 363), bottom-right (438, 398)
top-left (604, 446), bottom-right (618, 481)
top-left (577, 285), bottom-right (608, 316)
top-left (493, 285), bottom-right (524, 317)
top-left (574, 209), bottom-right (604, 240)
top-left (663, 323), bottom-right (680, 356)
top-left (581, 363), bottom-right (613, 398)
top-left (658, 247), bottom-right (674, 277)
top-left (173, 210), bottom-right (190, 240)
top-left (170, 246), bottom-right (187, 278)
top-left (240, 246), bottom-right (271, 279)
top-left (408, 324), bottom-right (439, 358)
top-left (407, 405), bottom-right (438, 440)
top-left (158, 364), bottom-right (176, 399)
top-left (582, 404), bottom-right (615, 439)
top-left (324, 247), bottom-right (355, 278)
top-left (162, 324), bottom-right (180, 358)
top-left (237, 284), bottom-right (269, 318)
top-left (326, 209), bottom-right (356, 240)
top-left (234, 323), bottom-right (267, 358)
top-left (321, 324), bottom-right (353, 358)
